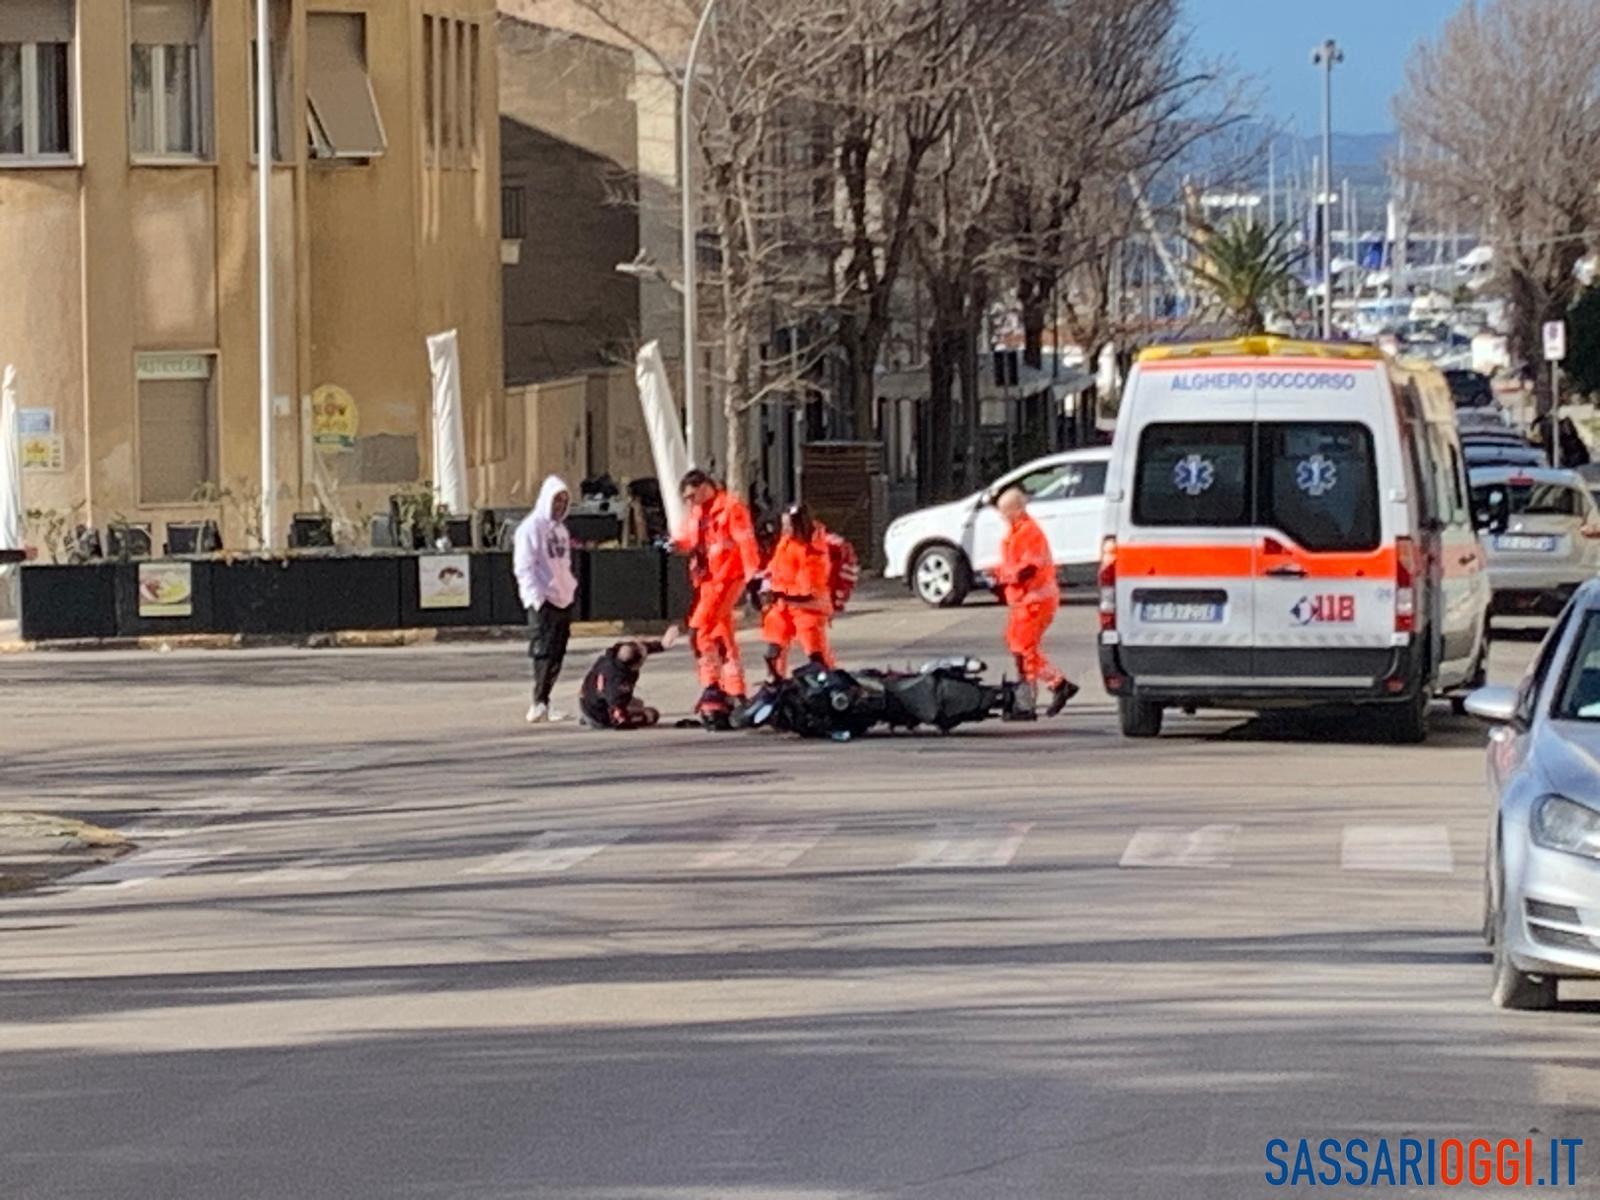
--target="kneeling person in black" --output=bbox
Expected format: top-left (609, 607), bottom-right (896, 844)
top-left (580, 624), bottom-right (681, 729)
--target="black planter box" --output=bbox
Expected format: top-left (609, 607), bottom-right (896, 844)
top-left (587, 548), bottom-right (664, 621)
top-left (662, 553), bottom-right (694, 624)
top-left (113, 561), bottom-right (217, 638)
top-left (211, 558), bottom-right (309, 636)
top-left (19, 563), bottom-right (118, 641)
top-left (301, 555), bottom-right (402, 632)
top-left (400, 554), bottom-right (494, 627)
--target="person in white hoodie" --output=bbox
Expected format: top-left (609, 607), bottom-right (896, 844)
top-left (514, 475), bottom-right (579, 723)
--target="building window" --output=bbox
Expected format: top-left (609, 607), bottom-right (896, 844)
top-left (306, 11), bottom-right (385, 160)
top-left (423, 15), bottom-right (478, 169)
top-left (501, 185), bottom-right (524, 240)
top-left (0, 0), bottom-right (74, 162)
top-left (249, 0), bottom-right (292, 162)
top-left (130, 0), bottom-right (210, 159)
top-left (422, 14), bottom-right (435, 163)
top-left (464, 21), bottom-right (478, 164)
top-left (136, 353), bottom-right (216, 506)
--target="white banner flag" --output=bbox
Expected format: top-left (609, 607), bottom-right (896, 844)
top-left (426, 330), bottom-right (469, 516)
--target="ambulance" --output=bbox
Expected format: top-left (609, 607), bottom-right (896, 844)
top-left (1098, 336), bottom-right (1493, 742)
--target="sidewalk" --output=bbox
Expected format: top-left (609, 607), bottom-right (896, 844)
top-left (0, 811), bottom-right (129, 895)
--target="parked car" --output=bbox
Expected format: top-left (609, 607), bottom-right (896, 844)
top-left (883, 448), bottom-right (1111, 607)
top-left (1455, 407), bottom-right (1512, 435)
top-left (1465, 581), bottom-right (1600, 1008)
top-left (1469, 467), bottom-right (1600, 617)
top-left (1098, 337), bottom-right (1491, 742)
top-left (1463, 432), bottom-right (1548, 469)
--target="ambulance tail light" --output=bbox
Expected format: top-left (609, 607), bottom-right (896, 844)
top-left (1098, 537), bottom-right (1118, 632)
top-left (1395, 536), bottom-right (1417, 635)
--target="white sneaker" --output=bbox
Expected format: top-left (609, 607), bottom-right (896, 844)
top-left (545, 707), bottom-right (569, 723)
top-left (525, 703), bottom-right (548, 724)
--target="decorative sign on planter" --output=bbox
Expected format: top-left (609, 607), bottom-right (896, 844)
top-left (137, 562), bottom-right (194, 618)
top-left (418, 554), bottom-right (471, 610)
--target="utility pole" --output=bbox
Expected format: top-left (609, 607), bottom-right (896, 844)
top-left (1313, 39), bottom-right (1344, 339)
top-left (680, 0), bottom-right (719, 468)
top-left (257, 0), bottom-right (275, 549)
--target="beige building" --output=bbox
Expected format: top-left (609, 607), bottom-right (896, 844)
top-left (1, 0), bottom-right (507, 552)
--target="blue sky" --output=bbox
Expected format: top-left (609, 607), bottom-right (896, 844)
top-left (1185, 0), bottom-right (1464, 134)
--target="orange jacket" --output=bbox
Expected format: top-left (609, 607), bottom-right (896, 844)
top-left (766, 531), bottom-right (833, 614)
top-left (996, 512), bottom-right (1057, 606)
top-left (675, 489), bottom-right (760, 586)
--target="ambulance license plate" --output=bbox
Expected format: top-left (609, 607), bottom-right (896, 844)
top-left (1494, 534), bottom-right (1557, 553)
top-left (1139, 601), bottom-right (1224, 624)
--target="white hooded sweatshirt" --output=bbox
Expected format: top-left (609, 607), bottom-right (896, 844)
top-left (513, 475), bottom-right (578, 611)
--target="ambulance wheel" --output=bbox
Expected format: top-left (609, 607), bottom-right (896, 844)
top-left (1118, 697), bottom-right (1164, 738)
top-left (912, 544), bottom-right (970, 608)
top-left (1384, 689), bottom-right (1431, 745)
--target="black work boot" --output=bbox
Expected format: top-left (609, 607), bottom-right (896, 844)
top-left (1046, 679), bottom-right (1080, 717)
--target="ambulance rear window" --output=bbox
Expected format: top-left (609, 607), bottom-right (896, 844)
top-left (1259, 422), bottom-right (1380, 552)
top-left (1134, 423), bottom-right (1252, 528)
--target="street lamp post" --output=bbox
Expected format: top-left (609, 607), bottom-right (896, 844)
top-left (1312, 39), bottom-right (1343, 340)
top-left (257, 0), bottom-right (275, 549)
top-left (681, 0), bottom-right (719, 468)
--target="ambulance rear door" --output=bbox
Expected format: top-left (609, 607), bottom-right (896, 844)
top-left (1249, 363), bottom-right (1399, 686)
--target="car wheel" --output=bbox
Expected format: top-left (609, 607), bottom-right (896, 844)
top-left (1118, 696), bottom-right (1164, 738)
top-left (1490, 863), bottom-right (1557, 1011)
top-left (912, 545), bottom-right (971, 608)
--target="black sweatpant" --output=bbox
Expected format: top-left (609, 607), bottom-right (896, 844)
top-left (528, 602), bottom-right (574, 705)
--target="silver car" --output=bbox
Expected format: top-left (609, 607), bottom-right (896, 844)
top-left (1470, 467), bottom-right (1600, 616)
top-left (1467, 582), bottom-right (1600, 1008)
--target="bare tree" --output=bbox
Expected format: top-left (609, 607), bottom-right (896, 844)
top-left (561, 0), bottom-right (848, 495)
top-left (1396, 0), bottom-right (1600, 404)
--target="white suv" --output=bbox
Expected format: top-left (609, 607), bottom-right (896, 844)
top-left (883, 448), bottom-right (1112, 607)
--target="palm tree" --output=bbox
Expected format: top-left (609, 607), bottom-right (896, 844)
top-left (1186, 217), bottom-right (1305, 335)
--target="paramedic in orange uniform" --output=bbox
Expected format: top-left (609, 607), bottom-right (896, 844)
top-left (994, 487), bottom-right (1078, 719)
top-left (675, 470), bottom-right (761, 704)
top-left (761, 504), bottom-right (835, 679)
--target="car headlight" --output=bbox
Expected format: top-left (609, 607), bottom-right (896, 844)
top-left (1531, 795), bottom-right (1600, 859)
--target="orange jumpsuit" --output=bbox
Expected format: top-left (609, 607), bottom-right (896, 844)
top-left (674, 489), bottom-right (760, 696)
top-left (995, 512), bottom-right (1064, 687)
top-left (761, 530), bottom-right (835, 677)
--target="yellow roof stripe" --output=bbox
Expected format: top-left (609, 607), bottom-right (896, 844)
top-left (1137, 335), bottom-right (1384, 363)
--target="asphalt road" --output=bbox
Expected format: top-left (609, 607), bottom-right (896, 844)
top-left (2, 595), bottom-right (1598, 1199)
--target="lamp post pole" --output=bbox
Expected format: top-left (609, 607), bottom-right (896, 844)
top-left (1313, 39), bottom-right (1343, 339)
top-left (681, 0), bottom-right (719, 468)
top-left (257, 0), bottom-right (275, 548)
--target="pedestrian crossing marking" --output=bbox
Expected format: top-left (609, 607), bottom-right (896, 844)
top-left (68, 845), bottom-right (240, 889)
top-left (1340, 824), bottom-right (1454, 874)
top-left (238, 858), bottom-right (366, 886)
top-left (691, 823), bottom-right (837, 870)
top-left (899, 822), bottom-right (1033, 870)
top-left (1119, 824), bottom-right (1240, 869)
top-left (465, 829), bottom-right (636, 875)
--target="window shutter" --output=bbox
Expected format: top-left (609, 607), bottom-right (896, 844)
top-left (130, 0), bottom-right (199, 44)
top-left (305, 12), bottom-right (386, 158)
top-left (0, 0), bottom-right (73, 43)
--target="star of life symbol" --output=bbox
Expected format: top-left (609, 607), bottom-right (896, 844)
top-left (1295, 454), bottom-right (1339, 498)
top-left (1172, 454), bottom-right (1215, 497)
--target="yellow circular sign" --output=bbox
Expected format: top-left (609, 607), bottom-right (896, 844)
top-left (311, 384), bottom-right (359, 451)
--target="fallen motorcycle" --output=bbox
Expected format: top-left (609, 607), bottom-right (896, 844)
top-left (731, 657), bottom-right (1019, 740)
